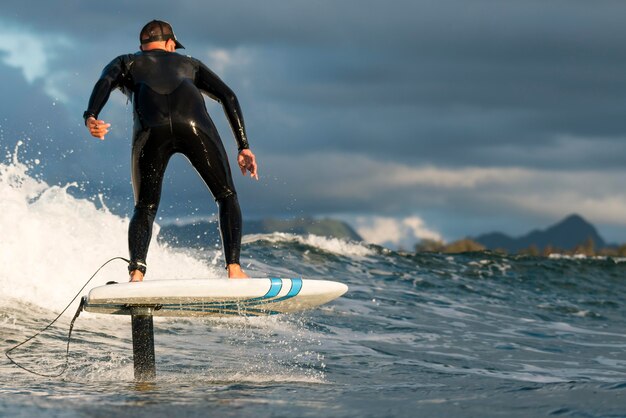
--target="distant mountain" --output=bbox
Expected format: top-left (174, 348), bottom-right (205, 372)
top-left (475, 214), bottom-right (606, 252)
top-left (245, 218), bottom-right (362, 241)
top-left (158, 217), bottom-right (362, 248)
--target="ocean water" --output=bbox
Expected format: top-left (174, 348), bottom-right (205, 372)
top-left (2, 149), bottom-right (626, 417)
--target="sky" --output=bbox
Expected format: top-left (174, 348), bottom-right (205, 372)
top-left (1, 0), bottom-right (626, 249)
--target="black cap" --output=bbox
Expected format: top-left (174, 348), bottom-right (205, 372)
top-left (140, 20), bottom-right (185, 49)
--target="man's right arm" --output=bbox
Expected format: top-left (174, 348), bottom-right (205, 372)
top-left (83, 56), bottom-right (126, 128)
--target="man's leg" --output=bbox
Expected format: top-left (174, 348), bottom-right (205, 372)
top-left (128, 203), bottom-right (158, 282)
top-left (128, 128), bottom-right (172, 282)
top-left (178, 125), bottom-right (248, 278)
top-left (217, 193), bottom-right (246, 278)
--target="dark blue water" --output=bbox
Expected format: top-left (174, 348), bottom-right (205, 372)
top-left (2, 230), bottom-right (626, 417)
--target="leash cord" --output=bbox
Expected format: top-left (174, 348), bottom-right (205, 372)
top-left (4, 256), bottom-right (129, 377)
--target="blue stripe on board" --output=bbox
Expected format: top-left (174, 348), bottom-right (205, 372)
top-left (264, 278), bottom-right (283, 298)
top-left (250, 278), bottom-right (303, 305)
top-left (286, 278), bottom-right (303, 298)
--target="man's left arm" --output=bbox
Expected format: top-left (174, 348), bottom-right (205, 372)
top-left (195, 60), bottom-right (258, 179)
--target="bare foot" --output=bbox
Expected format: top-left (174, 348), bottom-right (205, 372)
top-left (129, 270), bottom-right (144, 282)
top-left (227, 264), bottom-right (249, 279)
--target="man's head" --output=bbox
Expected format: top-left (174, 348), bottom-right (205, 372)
top-left (140, 20), bottom-right (185, 52)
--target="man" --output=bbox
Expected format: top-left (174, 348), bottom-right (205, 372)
top-left (84, 20), bottom-right (258, 281)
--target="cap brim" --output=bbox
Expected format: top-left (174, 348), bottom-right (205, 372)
top-left (174, 39), bottom-right (185, 49)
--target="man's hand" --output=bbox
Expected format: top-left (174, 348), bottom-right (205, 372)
top-left (86, 116), bottom-right (111, 140)
top-left (237, 149), bottom-right (258, 180)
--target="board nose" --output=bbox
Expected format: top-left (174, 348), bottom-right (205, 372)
top-left (328, 281), bottom-right (349, 298)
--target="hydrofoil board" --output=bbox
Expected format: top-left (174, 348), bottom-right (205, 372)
top-left (83, 278), bottom-right (348, 317)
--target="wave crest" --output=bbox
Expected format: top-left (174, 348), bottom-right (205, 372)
top-left (0, 144), bottom-right (219, 310)
top-left (242, 232), bottom-right (374, 257)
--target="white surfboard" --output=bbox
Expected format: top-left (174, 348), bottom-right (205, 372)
top-left (83, 278), bottom-right (348, 317)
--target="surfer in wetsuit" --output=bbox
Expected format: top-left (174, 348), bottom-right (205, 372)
top-left (83, 20), bottom-right (258, 281)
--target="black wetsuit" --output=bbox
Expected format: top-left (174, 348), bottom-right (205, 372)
top-left (84, 49), bottom-right (250, 274)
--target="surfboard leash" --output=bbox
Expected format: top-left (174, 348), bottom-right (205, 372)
top-left (4, 256), bottom-right (130, 377)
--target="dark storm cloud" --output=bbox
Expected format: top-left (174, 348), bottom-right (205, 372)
top-left (0, 58), bottom-right (132, 196)
top-left (4, 0), bottom-right (626, 171)
top-left (0, 59), bottom-right (77, 176)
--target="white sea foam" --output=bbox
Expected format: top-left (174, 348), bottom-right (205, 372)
top-left (242, 232), bottom-right (375, 257)
top-left (548, 253), bottom-right (610, 261)
top-left (0, 143), bottom-right (220, 311)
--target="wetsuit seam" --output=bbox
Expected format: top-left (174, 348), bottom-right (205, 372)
top-left (167, 93), bottom-right (173, 135)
